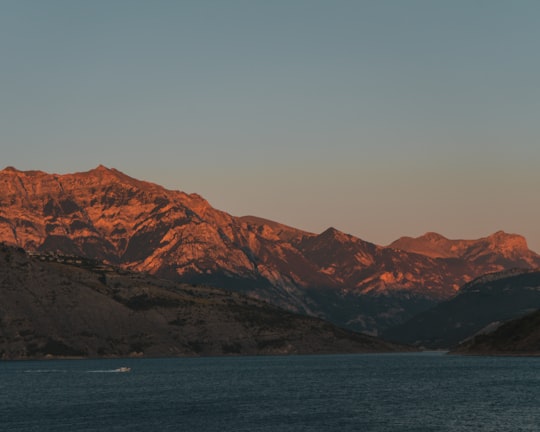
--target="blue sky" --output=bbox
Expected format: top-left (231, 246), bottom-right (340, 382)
top-left (2, 1), bottom-right (540, 250)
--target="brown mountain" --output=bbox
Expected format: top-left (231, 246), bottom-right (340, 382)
top-left (383, 269), bottom-right (540, 349)
top-left (452, 308), bottom-right (540, 356)
top-left (0, 243), bottom-right (408, 359)
top-left (389, 231), bottom-right (539, 268)
top-left (1, 165), bottom-right (539, 334)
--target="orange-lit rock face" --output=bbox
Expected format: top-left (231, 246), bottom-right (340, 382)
top-left (1, 165), bottom-right (540, 334)
top-left (389, 230), bottom-right (538, 269)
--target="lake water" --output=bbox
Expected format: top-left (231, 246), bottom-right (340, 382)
top-left (1, 352), bottom-right (539, 431)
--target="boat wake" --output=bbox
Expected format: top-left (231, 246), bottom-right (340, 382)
top-left (87, 367), bottom-right (131, 373)
top-left (23, 367), bottom-right (132, 374)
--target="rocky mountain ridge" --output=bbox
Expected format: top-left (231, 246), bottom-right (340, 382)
top-left (2, 165), bottom-right (539, 334)
top-left (383, 269), bottom-right (540, 349)
top-left (390, 231), bottom-right (538, 267)
top-left (0, 243), bottom-right (407, 359)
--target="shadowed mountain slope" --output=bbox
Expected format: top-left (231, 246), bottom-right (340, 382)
top-left (453, 309), bottom-right (540, 356)
top-left (0, 244), bottom-right (409, 359)
top-left (383, 269), bottom-right (540, 349)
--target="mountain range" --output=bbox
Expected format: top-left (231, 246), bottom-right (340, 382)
top-left (453, 308), bottom-right (540, 356)
top-left (1, 165), bottom-right (539, 334)
top-left (0, 243), bottom-right (406, 359)
top-left (383, 269), bottom-right (540, 349)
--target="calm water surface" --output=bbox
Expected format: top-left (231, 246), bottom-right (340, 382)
top-left (1, 352), bottom-right (539, 431)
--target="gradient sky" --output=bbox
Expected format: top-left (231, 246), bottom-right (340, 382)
top-left (2, 1), bottom-right (539, 251)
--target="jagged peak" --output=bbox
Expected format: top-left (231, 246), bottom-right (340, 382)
top-left (388, 232), bottom-right (457, 258)
top-left (1, 165), bottom-right (206, 208)
top-left (79, 165), bottom-right (151, 189)
top-left (2, 166), bottom-right (20, 172)
top-left (390, 232), bottom-right (448, 245)
top-left (240, 215), bottom-right (312, 234)
top-left (318, 227), bottom-right (355, 243)
top-left (81, 166), bottom-right (213, 211)
top-left (321, 226), bottom-right (344, 236)
top-left (419, 232), bottom-right (449, 242)
top-left (488, 230), bottom-right (522, 239)
top-left (85, 164), bottom-right (123, 176)
top-left (90, 164), bottom-right (131, 177)
top-left (1, 166), bottom-right (47, 176)
top-left (94, 164), bottom-right (112, 172)
top-left (388, 231), bottom-right (452, 248)
top-left (485, 230), bottom-right (528, 250)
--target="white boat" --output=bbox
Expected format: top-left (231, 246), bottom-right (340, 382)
top-left (115, 367), bottom-right (131, 373)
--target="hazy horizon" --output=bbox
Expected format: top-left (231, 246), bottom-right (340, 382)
top-left (2, 1), bottom-right (539, 252)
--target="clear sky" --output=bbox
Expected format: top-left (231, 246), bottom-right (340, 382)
top-left (2, 1), bottom-right (539, 251)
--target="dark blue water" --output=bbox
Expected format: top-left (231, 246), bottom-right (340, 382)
top-left (1, 352), bottom-right (539, 431)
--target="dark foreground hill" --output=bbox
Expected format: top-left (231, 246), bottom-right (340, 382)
top-left (382, 269), bottom-right (540, 349)
top-left (453, 309), bottom-right (540, 356)
top-left (0, 244), bottom-right (409, 359)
